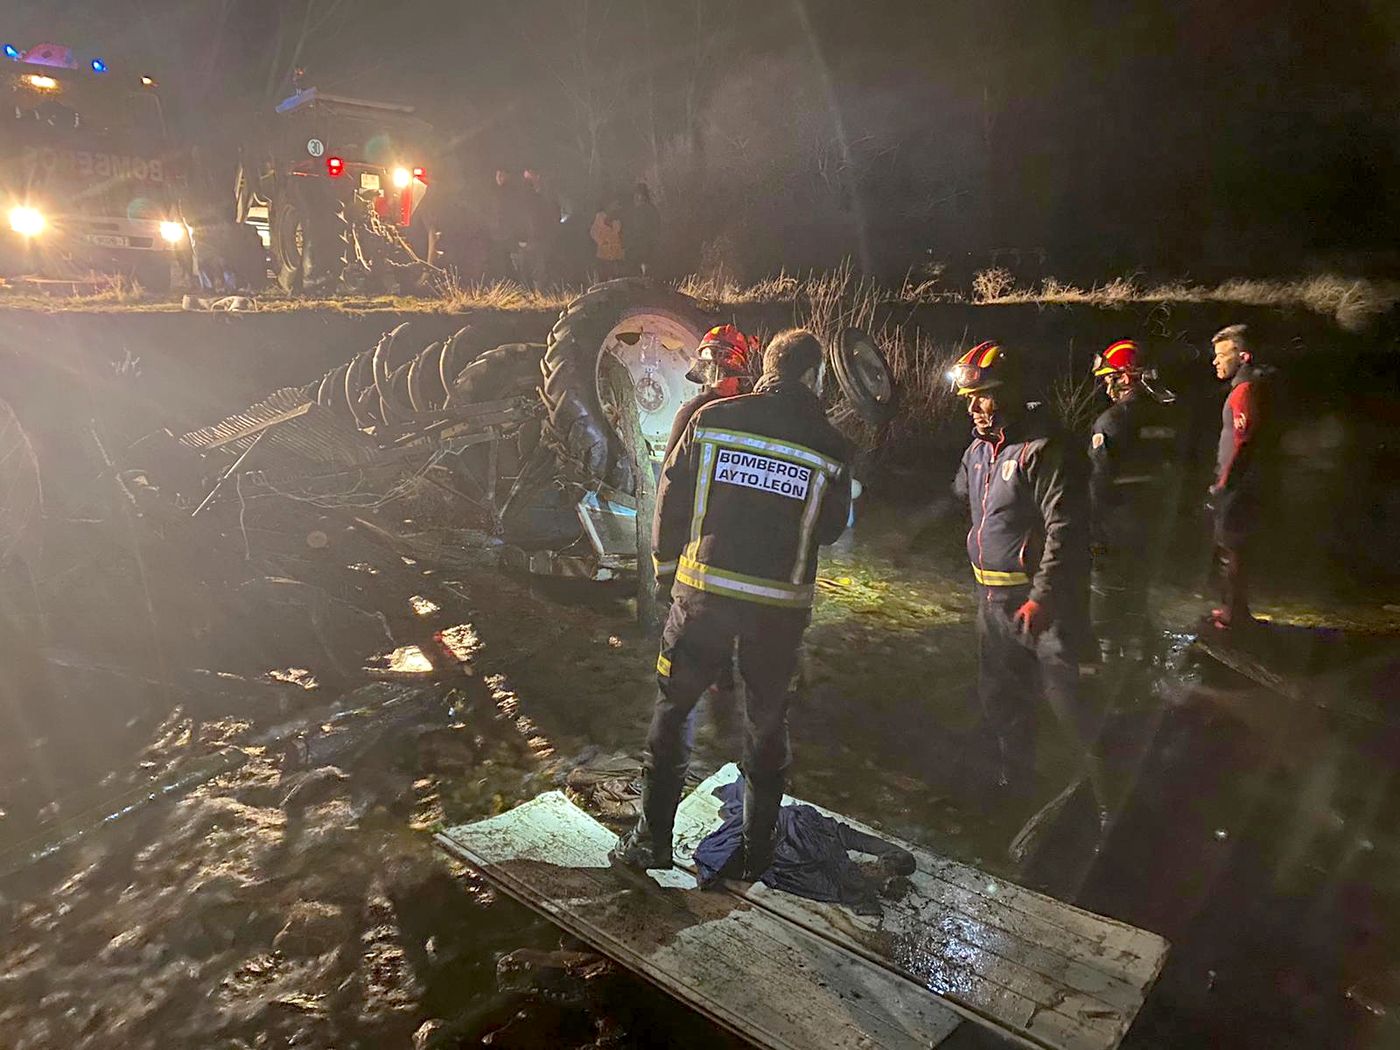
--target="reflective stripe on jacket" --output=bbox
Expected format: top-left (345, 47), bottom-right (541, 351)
top-left (654, 377), bottom-right (852, 608)
top-left (953, 404), bottom-right (1087, 609)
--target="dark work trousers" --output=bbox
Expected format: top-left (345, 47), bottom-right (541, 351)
top-left (1212, 491), bottom-right (1258, 624)
top-left (641, 589), bottom-right (808, 870)
top-left (976, 584), bottom-right (1101, 793)
top-left (1091, 549), bottom-right (1152, 657)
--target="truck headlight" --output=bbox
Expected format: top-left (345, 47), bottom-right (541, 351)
top-left (159, 221), bottom-right (186, 244)
top-left (391, 166), bottom-right (412, 190)
top-left (9, 206), bottom-right (44, 238)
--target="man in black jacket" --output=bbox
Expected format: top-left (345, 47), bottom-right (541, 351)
top-left (1207, 324), bottom-right (1276, 629)
top-left (1087, 339), bottom-right (1183, 659)
top-left (614, 329), bottom-right (853, 877)
top-left (949, 341), bottom-right (1103, 812)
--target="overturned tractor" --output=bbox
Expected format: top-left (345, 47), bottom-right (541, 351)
top-left (177, 279), bottom-right (895, 581)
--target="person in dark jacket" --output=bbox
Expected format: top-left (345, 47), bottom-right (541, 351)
top-left (1087, 339), bottom-right (1183, 659)
top-left (627, 181), bottom-right (662, 277)
top-left (1207, 324), bottom-right (1276, 629)
top-left (949, 341), bottom-right (1104, 814)
top-left (664, 324), bottom-right (761, 741)
top-left (613, 329), bottom-right (853, 877)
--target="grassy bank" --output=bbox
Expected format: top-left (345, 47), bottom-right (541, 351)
top-left (3, 267), bottom-right (1396, 327)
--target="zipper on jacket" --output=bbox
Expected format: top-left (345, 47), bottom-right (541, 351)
top-left (975, 432), bottom-right (1004, 601)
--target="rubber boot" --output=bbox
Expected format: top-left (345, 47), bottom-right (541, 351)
top-left (610, 773), bottom-right (681, 871)
top-left (741, 770), bottom-right (784, 881)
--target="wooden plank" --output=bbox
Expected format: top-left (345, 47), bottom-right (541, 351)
top-left (673, 765), bottom-right (1168, 1050)
top-left (436, 792), bottom-right (962, 1050)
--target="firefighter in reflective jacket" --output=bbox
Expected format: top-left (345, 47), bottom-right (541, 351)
top-left (1088, 340), bottom-right (1183, 659)
top-left (950, 341), bottom-right (1105, 813)
top-left (1207, 324), bottom-right (1276, 629)
top-left (664, 324), bottom-right (760, 732)
top-left (613, 329), bottom-right (853, 876)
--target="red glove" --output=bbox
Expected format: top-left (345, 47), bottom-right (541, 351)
top-left (1013, 599), bottom-right (1048, 636)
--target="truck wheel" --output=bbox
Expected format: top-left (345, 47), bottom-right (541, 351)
top-left (541, 279), bottom-right (709, 491)
top-left (269, 189), bottom-right (308, 293)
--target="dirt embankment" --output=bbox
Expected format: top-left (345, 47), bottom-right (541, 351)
top-left (0, 294), bottom-right (1392, 440)
top-left (0, 308), bottom-right (557, 438)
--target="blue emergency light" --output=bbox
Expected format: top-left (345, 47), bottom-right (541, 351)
top-left (90, 58), bottom-right (107, 73)
top-left (3, 44), bottom-right (19, 59)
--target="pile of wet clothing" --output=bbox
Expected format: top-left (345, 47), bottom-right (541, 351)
top-left (693, 780), bottom-right (916, 915)
top-left (561, 750), bottom-right (699, 823)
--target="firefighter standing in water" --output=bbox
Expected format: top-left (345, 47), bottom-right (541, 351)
top-left (950, 341), bottom-right (1107, 818)
top-left (1087, 340), bottom-right (1182, 660)
top-left (613, 330), bottom-right (853, 876)
top-left (1207, 324), bottom-right (1276, 629)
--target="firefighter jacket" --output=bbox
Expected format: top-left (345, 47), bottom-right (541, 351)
top-left (953, 404), bottom-right (1088, 610)
top-left (1216, 361), bottom-right (1276, 499)
top-left (1089, 389), bottom-right (1183, 549)
top-left (664, 380), bottom-right (752, 461)
top-left (653, 376), bottom-right (852, 609)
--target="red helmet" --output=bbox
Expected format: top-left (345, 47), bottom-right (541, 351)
top-left (687, 324), bottom-right (758, 384)
top-left (1092, 339), bottom-right (1144, 377)
top-left (949, 340), bottom-right (1013, 396)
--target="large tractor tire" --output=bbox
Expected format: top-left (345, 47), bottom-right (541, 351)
top-left (541, 279), bottom-right (709, 491)
top-left (443, 342), bottom-right (572, 549)
top-left (449, 340), bottom-right (544, 403)
top-left (269, 179), bottom-right (345, 293)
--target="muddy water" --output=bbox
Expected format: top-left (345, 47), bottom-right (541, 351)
top-left (0, 493), bottom-right (1397, 1049)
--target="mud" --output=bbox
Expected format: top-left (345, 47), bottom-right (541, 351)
top-left (0, 463), bottom-right (1395, 1049)
top-left (0, 298), bottom-right (1397, 1047)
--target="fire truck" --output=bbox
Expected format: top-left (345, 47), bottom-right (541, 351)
top-left (235, 77), bottom-right (440, 293)
top-left (0, 42), bottom-right (190, 288)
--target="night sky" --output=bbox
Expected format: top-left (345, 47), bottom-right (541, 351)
top-left (4, 0), bottom-right (1397, 280)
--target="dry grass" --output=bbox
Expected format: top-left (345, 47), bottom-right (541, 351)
top-left (2, 264), bottom-right (1394, 332)
top-left (677, 269), bottom-right (801, 304)
top-left (430, 271), bottom-right (574, 313)
top-left (791, 261), bottom-right (966, 449)
top-left (1050, 371), bottom-right (1102, 433)
top-left (966, 269), bottom-right (1400, 329)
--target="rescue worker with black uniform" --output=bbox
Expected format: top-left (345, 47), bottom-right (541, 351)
top-left (613, 329), bottom-right (853, 877)
top-left (949, 341), bottom-right (1106, 817)
top-left (1087, 339), bottom-right (1182, 660)
top-left (1207, 323), bottom-right (1276, 629)
top-left (664, 324), bottom-right (760, 738)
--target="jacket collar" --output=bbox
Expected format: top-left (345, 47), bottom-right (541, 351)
top-left (975, 402), bottom-right (1053, 445)
top-left (753, 374), bottom-right (822, 406)
top-left (1232, 361), bottom-right (1273, 388)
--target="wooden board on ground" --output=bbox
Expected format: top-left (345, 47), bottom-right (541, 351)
top-left (672, 765), bottom-right (1169, 1050)
top-left (436, 791), bottom-right (963, 1050)
top-left (1191, 629), bottom-right (1305, 701)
